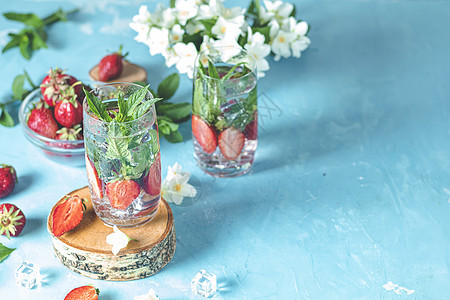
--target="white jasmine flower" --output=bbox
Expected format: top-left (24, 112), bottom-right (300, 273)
top-left (175, 0), bottom-right (198, 25)
top-left (152, 3), bottom-right (177, 28)
top-left (211, 16), bottom-right (242, 40)
top-left (260, 0), bottom-right (294, 23)
top-left (129, 6), bottom-right (153, 45)
top-left (148, 27), bottom-right (170, 56)
top-left (212, 36), bottom-right (241, 61)
top-left (162, 47), bottom-right (180, 68)
top-left (244, 27), bottom-right (271, 77)
top-left (170, 24), bottom-right (185, 44)
top-left (173, 42), bottom-right (198, 78)
top-left (271, 29), bottom-right (296, 61)
top-left (281, 17), bottom-right (310, 58)
top-left (131, 5), bottom-right (152, 25)
top-left (185, 20), bottom-right (205, 35)
top-left (134, 288), bottom-right (159, 300)
top-left (106, 225), bottom-right (132, 255)
top-left (162, 163), bottom-right (197, 205)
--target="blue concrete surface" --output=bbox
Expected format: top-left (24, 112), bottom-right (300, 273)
top-left (1, 0), bottom-right (449, 299)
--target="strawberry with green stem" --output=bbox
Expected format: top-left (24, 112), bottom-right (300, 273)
top-left (27, 101), bottom-right (59, 139)
top-left (0, 203), bottom-right (26, 239)
top-left (64, 285), bottom-right (99, 300)
top-left (54, 82), bottom-right (83, 128)
top-left (40, 68), bottom-right (81, 107)
top-left (98, 45), bottom-right (128, 82)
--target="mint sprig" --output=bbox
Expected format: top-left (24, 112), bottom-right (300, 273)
top-left (134, 72), bottom-right (192, 143)
top-left (2, 8), bottom-right (78, 60)
top-left (0, 70), bottom-right (37, 127)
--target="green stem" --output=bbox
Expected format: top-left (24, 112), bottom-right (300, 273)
top-left (42, 8), bottom-right (79, 26)
top-left (23, 70), bottom-right (36, 89)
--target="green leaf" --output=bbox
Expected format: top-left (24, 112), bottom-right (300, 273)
top-left (157, 102), bottom-right (191, 123)
top-left (105, 121), bottom-right (132, 164)
top-left (157, 73), bottom-right (179, 100)
top-left (253, 26), bottom-right (271, 43)
top-left (2, 34), bottom-right (20, 53)
top-left (199, 19), bottom-right (217, 34)
top-left (3, 12), bottom-right (44, 27)
top-left (84, 87), bottom-right (112, 121)
top-left (208, 60), bottom-right (220, 79)
top-left (170, 0), bottom-right (176, 8)
top-left (126, 85), bottom-right (150, 118)
top-left (12, 74), bottom-right (26, 100)
top-left (0, 243), bottom-right (15, 263)
top-left (221, 62), bottom-right (247, 81)
top-left (0, 110), bottom-right (14, 127)
top-left (18, 33), bottom-right (31, 60)
top-left (117, 92), bottom-right (127, 122)
top-left (30, 29), bottom-right (48, 51)
top-left (165, 130), bottom-right (183, 143)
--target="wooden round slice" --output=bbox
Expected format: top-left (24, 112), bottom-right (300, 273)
top-left (89, 60), bottom-right (148, 83)
top-left (47, 186), bottom-right (175, 281)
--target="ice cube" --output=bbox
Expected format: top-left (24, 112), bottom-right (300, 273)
top-left (191, 269), bottom-right (217, 298)
top-left (15, 262), bottom-right (41, 289)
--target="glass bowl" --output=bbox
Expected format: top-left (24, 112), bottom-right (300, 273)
top-left (18, 88), bottom-right (85, 167)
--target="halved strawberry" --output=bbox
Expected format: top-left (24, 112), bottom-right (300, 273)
top-left (218, 127), bottom-right (245, 160)
top-left (192, 114), bottom-right (217, 154)
top-left (0, 203), bottom-right (25, 239)
top-left (51, 195), bottom-right (85, 237)
top-left (106, 180), bottom-right (141, 210)
top-left (64, 285), bottom-right (99, 300)
top-left (142, 153), bottom-right (161, 196)
top-left (85, 155), bottom-right (103, 199)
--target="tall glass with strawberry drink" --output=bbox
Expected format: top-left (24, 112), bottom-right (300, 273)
top-left (83, 83), bottom-right (161, 227)
top-left (192, 46), bottom-right (258, 177)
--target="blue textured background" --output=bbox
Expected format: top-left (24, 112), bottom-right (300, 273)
top-left (1, 0), bottom-right (449, 299)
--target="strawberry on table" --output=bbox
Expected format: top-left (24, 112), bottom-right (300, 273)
top-left (0, 165), bottom-right (17, 198)
top-left (27, 102), bottom-right (59, 139)
top-left (218, 127), bottom-right (245, 160)
top-left (142, 153), bottom-right (161, 196)
top-left (64, 285), bottom-right (99, 300)
top-left (98, 45), bottom-right (127, 81)
top-left (40, 68), bottom-right (81, 107)
top-left (106, 180), bottom-right (141, 210)
top-left (51, 195), bottom-right (85, 237)
top-left (192, 114), bottom-right (217, 154)
top-left (0, 203), bottom-right (26, 239)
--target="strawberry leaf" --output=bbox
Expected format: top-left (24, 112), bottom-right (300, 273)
top-left (0, 243), bottom-right (15, 263)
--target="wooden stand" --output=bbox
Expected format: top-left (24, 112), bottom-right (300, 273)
top-left (89, 60), bottom-right (148, 83)
top-left (47, 186), bottom-right (175, 281)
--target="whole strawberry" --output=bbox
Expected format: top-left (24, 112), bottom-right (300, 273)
top-left (98, 45), bottom-right (128, 81)
top-left (54, 99), bottom-right (83, 128)
top-left (40, 68), bottom-right (81, 107)
top-left (0, 165), bottom-right (17, 198)
top-left (0, 203), bottom-right (26, 239)
top-left (27, 102), bottom-right (59, 139)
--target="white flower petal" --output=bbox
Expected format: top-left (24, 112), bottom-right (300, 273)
top-left (134, 288), bottom-right (159, 300)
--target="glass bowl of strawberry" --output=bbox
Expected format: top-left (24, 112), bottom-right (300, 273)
top-left (19, 72), bottom-right (86, 167)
